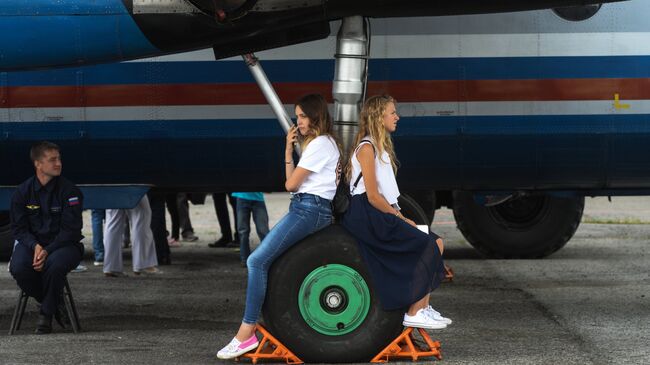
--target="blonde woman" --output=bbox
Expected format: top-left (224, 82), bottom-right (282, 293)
top-left (217, 94), bottom-right (340, 359)
top-left (341, 95), bottom-right (451, 329)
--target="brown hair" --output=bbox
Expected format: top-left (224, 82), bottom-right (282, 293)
top-left (294, 94), bottom-right (336, 149)
top-left (30, 141), bottom-right (60, 162)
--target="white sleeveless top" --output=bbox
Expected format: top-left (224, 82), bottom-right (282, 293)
top-left (349, 137), bottom-right (401, 206)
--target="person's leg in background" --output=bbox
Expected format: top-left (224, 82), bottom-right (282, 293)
top-left (177, 193), bottom-right (198, 242)
top-left (251, 199), bottom-right (270, 245)
top-left (129, 196), bottom-right (160, 273)
top-left (210, 192), bottom-right (233, 247)
top-left (165, 193), bottom-right (180, 245)
top-left (148, 192), bottom-right (171, 265)
top-left (103, 208), bottom-right (127, 276)
top-left (236, 198), bottom-right (252, 266)
top-left (227, 193), bottom-right (239, 244)
top-left (91, 209), bottom-right (105, 266)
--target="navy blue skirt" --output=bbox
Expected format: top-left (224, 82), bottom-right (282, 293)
top-left (341, 193), bottom-right (445, 311)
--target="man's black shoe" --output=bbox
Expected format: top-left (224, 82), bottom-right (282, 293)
top-left (54, 302), bottom-right (70, 328)
top-left (208, 235), bottom-right (232, 248)
top-left (181, 231), bottom-right (199, 242)
top-left (226, 240), bottom-right (240, 248)
top-left (35, 313), bottom-right (52, 334)
top-left (159, 256), bottom-right (172, 265)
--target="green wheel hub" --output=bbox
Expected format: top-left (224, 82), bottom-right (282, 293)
top-left (298, 264), bottom-right (371, 336)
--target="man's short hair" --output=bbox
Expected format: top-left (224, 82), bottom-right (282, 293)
top-left (30, 141), bottom-right (60, 162)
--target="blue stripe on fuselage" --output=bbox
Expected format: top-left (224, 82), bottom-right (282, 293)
top-left (0, 0), bottom-right (128, 15)
top-left (0, 1), bottom-right (158, 70)
top-left (4, 56), bottom-right (650, 86)
top-left (4, 114), bottom-right (650, 190)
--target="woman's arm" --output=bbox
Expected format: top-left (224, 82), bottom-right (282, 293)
top-left (284, 126), bottom-right (311, 192)
top-left (357, 144), bottom-right (416, 226)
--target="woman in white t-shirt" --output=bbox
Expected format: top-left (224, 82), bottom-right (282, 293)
top-left (217, 94), bottom-right (340, 359)
top-left (341, 95), bottom-right (451, 330)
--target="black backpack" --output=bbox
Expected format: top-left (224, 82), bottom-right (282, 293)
top-left (332, 139), bottom-right (374, 218)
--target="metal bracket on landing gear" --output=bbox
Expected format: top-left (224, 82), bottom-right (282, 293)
top-left (371, 327), bottom-right (442, 363)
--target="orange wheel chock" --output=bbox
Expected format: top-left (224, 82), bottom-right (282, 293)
top-left (371, 327), bottom-right (442, 363)
top-left (237, 324), bottom-right (303, 364)
top-left (443, 264), bottom-right (454, 283)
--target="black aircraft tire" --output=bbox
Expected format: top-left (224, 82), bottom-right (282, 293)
top-left (397, 194), bottom-right (429, 225)
top-left (0, 213), bottom-right (12, 261)
top-left (263, 225), bottom-right (404, 363)
top-left (452, 191), bottom-right (584, 259)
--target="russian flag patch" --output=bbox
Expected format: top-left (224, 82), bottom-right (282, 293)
top-left (68, 197), bottom-right (80, 206)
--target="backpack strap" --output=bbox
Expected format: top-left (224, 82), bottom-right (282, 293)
top-left (351, 139), bottom-right (376, 192)
top-left (352, 172), bottom-right (363, 188)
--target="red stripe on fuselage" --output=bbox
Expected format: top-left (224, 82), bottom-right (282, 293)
top-left (2, 79), bottom-right (648, 108)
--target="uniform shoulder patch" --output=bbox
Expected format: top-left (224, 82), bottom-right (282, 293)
top-left (68, 196), bottom-right (80, 206)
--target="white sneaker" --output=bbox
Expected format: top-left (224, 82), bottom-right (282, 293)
top-left (71, 264), bottom-right (88, 273)
top-left (403, 309), bottom-right (447, 330)
top-left (93, 261), bottom-right (104, 266)
top-left (424, 305), bottom-right (453, 325)
top-left (216, 335), bottom-right (259, 359)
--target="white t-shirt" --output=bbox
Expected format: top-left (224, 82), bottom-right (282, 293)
top-left (350, 137), bottom-right (401, 206)
top-left (296, 135), bottom-right (340, 200)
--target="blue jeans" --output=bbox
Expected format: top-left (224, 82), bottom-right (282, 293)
top-left (243, 193), bottom-right (332, 324)
top-left (91, 209), bottom-right (105, 262)
top-left (236, 198), bottom-right (270, 263)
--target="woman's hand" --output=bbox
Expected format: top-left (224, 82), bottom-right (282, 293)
top-left (286, 125), bottom-right (298, 153)
top-left (395, 210), bottom-right (417, 227)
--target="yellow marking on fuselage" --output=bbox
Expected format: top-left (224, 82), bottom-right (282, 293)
top-left (614, 94), bottom-right (630, 110)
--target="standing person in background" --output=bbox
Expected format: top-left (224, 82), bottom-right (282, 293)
top-left (103, 195), bottom-right (161, 277)
top-left (217, 94), bottom-right (339, 359)
top-left (232, 192), bottom-right (269, 267)
top-left (341, 95), bottom-right (451, 330)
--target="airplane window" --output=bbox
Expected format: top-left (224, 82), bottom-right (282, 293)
top-left (553, 4), bottom-right (602, 22)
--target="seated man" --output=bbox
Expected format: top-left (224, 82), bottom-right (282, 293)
top-left (9, 141), bottom-right (84, 334)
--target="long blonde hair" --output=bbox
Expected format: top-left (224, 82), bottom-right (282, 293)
top-left (345, 95), bottom-right (399, 182)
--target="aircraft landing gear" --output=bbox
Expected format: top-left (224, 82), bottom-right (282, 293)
top-left (453, 191), bottom-right (584, 258)
top-left (263, 225), bottom-right (403, 363)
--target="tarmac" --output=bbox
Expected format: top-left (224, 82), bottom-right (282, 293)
top-left (0, 194), bottom-right (649, 364)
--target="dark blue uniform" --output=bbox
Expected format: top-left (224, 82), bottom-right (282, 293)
top-left (9, 175), bottom-right (84, 316)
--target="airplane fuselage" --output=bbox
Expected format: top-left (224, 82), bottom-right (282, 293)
top-left (0, 0), bottom-right (647, 209)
